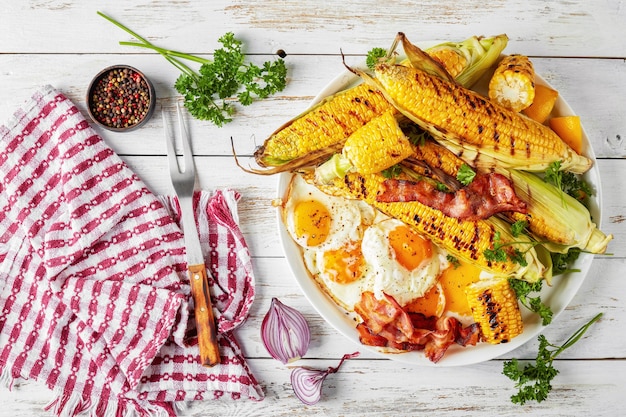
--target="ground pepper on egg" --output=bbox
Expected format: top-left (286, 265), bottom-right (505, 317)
top-left (89, 67), bottom-right (151, 129)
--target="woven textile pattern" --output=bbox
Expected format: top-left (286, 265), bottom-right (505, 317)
top-left (0, 86), bottom-right (263, 417)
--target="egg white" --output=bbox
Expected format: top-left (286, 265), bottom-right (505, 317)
top-left (303, 247), bottom-right (371, 311)
top-left (283, 174), bottom-right (374, 251)
top-left (361, 218), bottom-right (448, 307)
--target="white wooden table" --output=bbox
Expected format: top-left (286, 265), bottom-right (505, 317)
top-left (1, 1), bottom-right (625, 416)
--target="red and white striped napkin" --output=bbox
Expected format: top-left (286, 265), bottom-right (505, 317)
top-left (0, 85), bottom-right (264, 416)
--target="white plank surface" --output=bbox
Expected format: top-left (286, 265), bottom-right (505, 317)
top-left (1, 1), bottom-right (625, 416)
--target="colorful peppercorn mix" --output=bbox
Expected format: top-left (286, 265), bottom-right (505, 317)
top-left (88, 66), bottom-right (154, 130)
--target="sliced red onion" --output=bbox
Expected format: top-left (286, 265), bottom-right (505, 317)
top-left (290, 352), bottom-right (360, 405)
top-left (261, 297), bottom-right (311, 364)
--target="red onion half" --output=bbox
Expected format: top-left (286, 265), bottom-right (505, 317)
top-left (261, 297), bottom-right (311, 364)
top-left (290, 352), bottom-right (360, 405)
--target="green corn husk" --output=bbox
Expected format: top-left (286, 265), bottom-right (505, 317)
top-left (504, 168), bottom-right (612, 255)
top-left (424, 34), bottom-right (509, 88)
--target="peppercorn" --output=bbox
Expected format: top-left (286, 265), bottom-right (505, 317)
top-left (87, 66), bottom-right (154, 131)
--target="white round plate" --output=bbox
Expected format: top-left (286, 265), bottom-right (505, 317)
top-left (276, 54), bottom-right (602, 366)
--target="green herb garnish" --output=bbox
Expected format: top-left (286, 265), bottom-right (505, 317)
top-left (503, 313), bottom-right (602, 405)
top-left (511, 220), bottom-right (529, 237)
top-left (366, 47), bottom-right (388, 69)
top-left (436, 182), bottom-right (450, 192)
top-left (551, 248), bottom-right (582, 276)
top-left (508, 278), bottom-right (553, 325)
top-left (381, 164), bottom-right (403, 179)
top-left (98, 11), bottom-right (287, 126)
top-left (446, 254), bottom-right (461, 269)
top-left (483, 231), bottom-right (529, 267)
top-left (456, 164), bottom-right (476, 186)
top-left (544, 161), bottom-right (593, 206)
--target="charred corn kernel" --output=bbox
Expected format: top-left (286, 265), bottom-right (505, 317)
top-left (364, 63), bottom-right (591, 174)
top-left (466, 277), bottom-right (523, 344)
top-left (412, 138), bottom-right (466, 177)
top-left (343, 110), bottom-right (414, 174)
top-left (304, 170), bottom-right (545, 281)
top-left (254, 83), bottom-right (393, 167)
top-left (488, 54), bottom-right (536, 112)
top-left (427, 48), bottom-right (468, 79)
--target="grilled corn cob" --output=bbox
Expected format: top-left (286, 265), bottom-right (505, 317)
top-left (408, 138), bottom-right (612, 255)
top-left (254, 83), bottom-right (392, 167)
top-left (426, 34), bottom-right (509, 88)
top-left (488, 54), bottom-right (536, 112)
top-left (343, 110), bottom-right (414, 174)
top-left (504, 169), bottom-right (613, 254)
top-left (359, 63), bottom-right (591, 174)
top-left (466, 277), bottom-right (523, 344)
top-left (428, 48), bottom-right (468, 79)
top-left (304, 171), bottom-right (545, 281)
top-left (315, 111), bottom-right (415, 183)
top-left (410, 138), bottom-right (466, 178)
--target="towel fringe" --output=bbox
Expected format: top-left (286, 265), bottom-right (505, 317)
top-left (44, 390), bottom-right (96, 417)
top-left (0, 365), bottom-right (17, 390)
top-left (43, 390), bottom-right (187, 417)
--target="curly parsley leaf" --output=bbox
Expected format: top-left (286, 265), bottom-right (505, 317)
top-left (511, 220), bottom-right (528, 238)
top-left (544, 161), bottom-right (594, 206)
top-left (381, 164), bottom-right (403, 179)
top-left (508, 278), bottom-right (553, 325)
top-left (551, 248), bottom-right (582, 276)
top-left (366, 47), bottom-right (388, 69)
top-left (436, 182), bottom-right (450, 192)
top-left (483, 230), bottom-right (532, 267)
top-left (503, 313), bottom-right (602, 405)
top-left (457, 164), bottom-right (476, 186)
top-left (446, 254), bottom-right (461, 269)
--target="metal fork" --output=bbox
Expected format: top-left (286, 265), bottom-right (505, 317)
top-left (163, 103), bottom-right (220, 367)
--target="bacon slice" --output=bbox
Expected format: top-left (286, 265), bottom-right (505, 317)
top-left (354, 291), bottom-right (481, 362)
top-left (376, 173), bottom-right (527, 221)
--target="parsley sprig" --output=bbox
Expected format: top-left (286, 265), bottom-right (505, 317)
top-left (366, 47), bottom-right (388, 69)
top-left (508, 279), bottom-right (553, 325)
top-left (483, 231), bottom-right (529, 267)
top-left (545, 161), bottom-right (593, 206)
top-left (98, 11), bottom-right (287, 126)
top-left (456, 163), bottom-right (476, 186)
top-left (503, 313), bottom-right (602, 405)
top-left (551, 248), bottom-right (582, 276)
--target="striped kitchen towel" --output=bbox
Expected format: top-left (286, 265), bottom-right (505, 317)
top-left (0, 85), bottom-right (263, 417)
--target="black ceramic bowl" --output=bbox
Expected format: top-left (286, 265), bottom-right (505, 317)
top-left (86, 65), bottom-right (156, 132)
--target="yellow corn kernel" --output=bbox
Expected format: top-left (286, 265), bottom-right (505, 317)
top-left (411, 138), bottom-right (466, 177)
top-left (367, 63), bottom-right (591, 174)
top-left (427, 48), bottom-right (468, 79)
top-left (255, 83), bottom-right (392, 167)
top-left (488, 54), bottom-right (536, 112)
top-left (343, 110), bottom-right (414, 174)
top-left (466, 277), bottom-right (523, 344)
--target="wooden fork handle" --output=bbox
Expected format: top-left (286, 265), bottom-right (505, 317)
top-left (188, 264), bottom-right (221, 367)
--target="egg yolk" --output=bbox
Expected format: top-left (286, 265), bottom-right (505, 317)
top-left (438, 259), bottom-right (482, 316)
top-left (388, 225), bottom-right (433, 271)
top-left (407, 283), bottom-right (445, 317)
top-left (293, 199), bottom-right (331, 246)
top-left (322, 242), bottom-right (365, 284)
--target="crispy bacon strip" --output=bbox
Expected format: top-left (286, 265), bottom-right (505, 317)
top-left (354, 291), bottom-right (481, 362)
top-left (376, 173), bottom-right (527, 221)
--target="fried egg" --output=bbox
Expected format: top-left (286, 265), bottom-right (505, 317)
top-left (361, 218), bottom-right (447, 307)
top-left (283, 174), bottom-right (374, 252)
